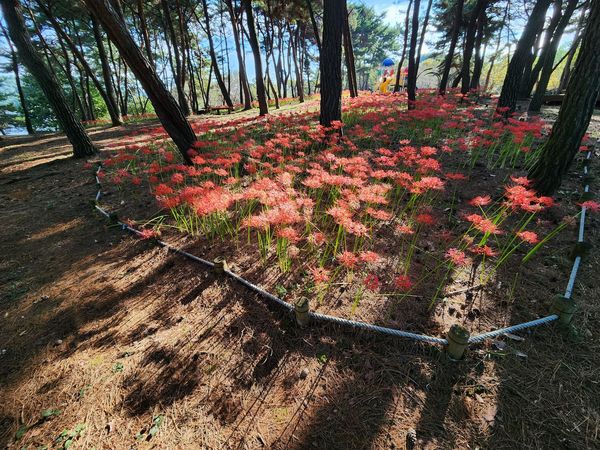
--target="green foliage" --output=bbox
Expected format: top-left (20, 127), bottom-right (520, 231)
top-left (349, 3), bottom-right (401, 89)
top-left (0, 79), bottom-right (22, 133)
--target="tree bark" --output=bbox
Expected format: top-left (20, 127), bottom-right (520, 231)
top-left (529, 0), bottom-right (578, 112)
top-left (469, 8), bottom-right (487, 90)
top-left (135, 0), bottom-right (153, 65)
top-left (0, 20), bottom-right (33, 134)
top-left (306, 0), bottom-right (321, 53)
top-left (243, 0), bottom-right (268, 115)
top-left (407, 0), bottom-right (421, 108)
top-left (319, 0), bottom-right (344, 126)
top-left (0, 0), bottom-right (96, 156)
top-left (36, 0), bottom-right (122, 126)
top-left (497, 0), bottom-right (552, 113)
top-left (161, 0), bottom-right (190, 115)
top-left (439, 0), bottom-right (464, 95)
top-left (91, 14), bottom-right (122, 124)
top-left (199, 0), bottom-right (233, 108)
top-left (342, 3), bottom-right (357, 97)
top-left (415, 0), bottom-right (433, 76)
top-left (460, 0), bottom-right (488, 94)
top-left (528, 0), bottom-right (600, 194)
top-left (558, 3), bottom-right (587, 91)
top-left (84, 0), bottom-right (196, 162)
top-left (225, 0), bottom-right (252, 109)
top-left (394, 0), bottom-right (412, 92)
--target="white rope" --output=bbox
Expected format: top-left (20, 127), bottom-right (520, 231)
top-left (468, 315), bottom-right (558, 343)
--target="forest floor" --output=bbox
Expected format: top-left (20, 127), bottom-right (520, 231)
top-left (1, 100), bottom-right (599, 450)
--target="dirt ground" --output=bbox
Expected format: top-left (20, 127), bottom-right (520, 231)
top-left (1, 107), bottom-right (599, 449)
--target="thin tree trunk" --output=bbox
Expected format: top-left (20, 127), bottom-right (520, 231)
top-left (469, 9), bottom-right (487, 90)
top-left (91, 14), bottom-right (122, 124)
top-left (199, 0), bottom-right (233, 108)
top-left (529, 0), bottom-right (578, 112)
top-left (242, 0), bottom-right (268, 115)
top-left (460, 0), bottom-right (488, 94)
top-left (497, 0), bottom-right (552, 113)
top-left (529, 0), bottom-right (600, 194)
top-left (306, 0), bottom-right (321, 53)
top-left (558, 3), bottom-right (587, 91)
top-left (36, 0), bottom-right (122, 125)
top-left (342, 3), bottom-right (357, 97)
top-left (84, 0), bottom-right (196, 162)
top-left (407, 0), bottom-right (421, 108)
top-left (0, 20), bottom-right (33, 133)
top-left (394, 0), bottom-right (412, 92)
top-left (225, 0), bottom-right (252, 109)
top-left (439, 0), bottom-right (464, 95)
top-left (319, 0), bottom-right (344, 126)
top-left (415, 0), bottom-right (433, 76)
top-left (136, 0), bottom-right (153, 65)
top-left (1, 0), bottom-right (96, 156)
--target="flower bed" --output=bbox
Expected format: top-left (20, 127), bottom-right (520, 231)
top-left (94, 91), bottom-right (596, 337)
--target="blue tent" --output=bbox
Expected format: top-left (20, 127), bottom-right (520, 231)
top-left (382, 57), bottom-right (394, 67)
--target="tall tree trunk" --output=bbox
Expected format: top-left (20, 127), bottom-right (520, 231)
top-left (407, 0), bottom-right (420, 108)
top-left (225, 0), bottom-right (252, 110)
top-left (469, 9), bottom-right (487, 90)
top-left (558, 3), bottom-right (587, 91)
top-left (529, 0), bottom-right (578, 112)
top-left (528, 0), bottom-right (600, 194)
top-left (0, 20), bottom-right (33, 134)
top-left (242, 0), bottom-right (268, 115)
top-left (415, 0), bottom-right (433, 76)
top-left (136, 0), bottom-right (153, 65)
top-left (497, 0), bottom-right (552, 114)
top-left (319, 0), bottom-right (344, 126)
top-left (439, 0), bottom-right (464, 95)
top-left (342, 4), bottom-right (357, 97)
top-left (521, 0), bottom-right (563, 98)
top-left (36, 0), bottom-right (122, 126)
top-left (306, 0), bottom-right (321, 53)
top-left (199, 0), bottom-right (233, 108)
top-left (394, 0), bottom-right (412, 92)
top-left (291, 24), bottom-right (305, 102)
top-left (91, 14), bottom-right (122, 124)
top-left (460, 0), bottom-right (488, 94)
top-left (161, 0), bottom-right (190, 115)
top-left (1, 0), bottom-right (96, 156)
top-left (84, 0), bottom-right (196, 162)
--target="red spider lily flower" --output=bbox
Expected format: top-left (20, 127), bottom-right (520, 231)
top-left (364, 273), bottom-right (380, 292)
top-left (131, 176), bottom-right (142, 186)
top-left (337, 251), bottom-right (359, 269)
top-left (366, 208), bottom-right (392, 221)
top-left (416, 213), bottom-right (435, 226)
top-left (139, 228), bottom-right (157, 240)
top-left (359, 251), bottom-right (381, 264)
top-left (465, 213), bottom-right (502, 234)
top-left (393, 274), bottom-right (412, 291)
top-left (158, 196), bottom-right (181, 209)
top-left (468, 195), bottom-right (492, 207)
top-left (154, 183), bottom-right (174, 196)
top-left (579, 200), bottom-right (600, 212)
top-left (310, 266), bottom-right (331, 285)
top-left (242, 215), bottom-right (270, 230)
top-left (276, 227), bottom-right (300, 243)
top-left (411, 176), bottom-right (445, 194)
top-left (308, 232), bottom-right (326, 246)
top-left (516, 231), bottom-right (539, 244)
top-left (510, 176), bottom-right (530, 186)
top-left (469, 245), bottom-right (497, 257)
top-left (396, 224), bottom-right (415, 234)
top-left (171, 172), bottom-right (185, 184)
top-left (445, 172), bottom-right (467, 180)
top-left (445, 248), bottom-right (470, 266)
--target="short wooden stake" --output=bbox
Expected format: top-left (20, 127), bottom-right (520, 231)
top-left (295, 297), bottom-right (310, 327)
top-left (213, 256), bottom-right (228, 274)
top-left (446, 325), bottom-right (470, 360)
top-left (570, 241), bottom-right (592, 260)
top-left (552, 295), bottom-right (577, 326)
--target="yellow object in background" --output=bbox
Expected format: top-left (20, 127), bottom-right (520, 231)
top-left (379, 77), bottom-right (393, 93)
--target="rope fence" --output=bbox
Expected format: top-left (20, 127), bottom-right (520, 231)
top-left (91, 141), bottom-right (595, 358)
